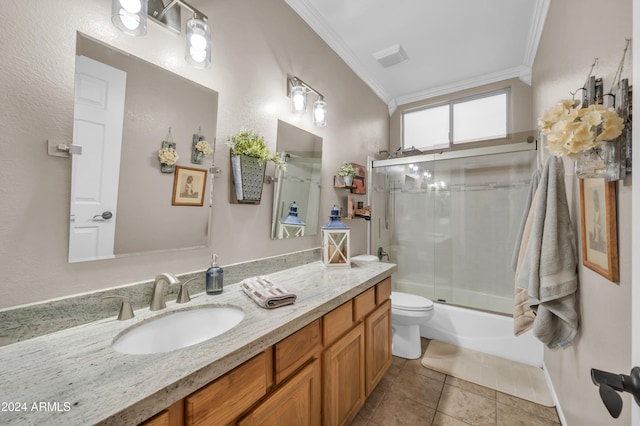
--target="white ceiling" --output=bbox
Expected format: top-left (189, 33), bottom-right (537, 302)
top-left (286, 0), bottom-right (550, 114)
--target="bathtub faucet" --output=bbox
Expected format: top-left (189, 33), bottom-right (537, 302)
top-left (378, 247), bottom-right (389, 261)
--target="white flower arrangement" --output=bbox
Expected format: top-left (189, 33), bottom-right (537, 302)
top-left (538, 100), bottom-right (625, 158)
top-left (158, 147), bottom-right (179, 165)
top-left (195, 140), bottom-right (212, 156)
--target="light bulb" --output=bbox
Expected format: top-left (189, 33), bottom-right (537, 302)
top-left (119, 0), bottom-right (141, 13)
top-left (293, 94), bottom-right (305, 111)
top-left (190, 33), bottom-right (207, 50)
top-left (119, 10), bottom-right (140, 30)
top-left (189, 47), bottom-right (207, 63)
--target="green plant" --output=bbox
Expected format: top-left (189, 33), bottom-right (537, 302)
top-left (338, 162), bottom-right (357, 177)
top-left (226, 129), bottom-right (284, 170)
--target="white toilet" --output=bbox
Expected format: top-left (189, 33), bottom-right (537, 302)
top-left (391, 291), bottom-right (434, 359)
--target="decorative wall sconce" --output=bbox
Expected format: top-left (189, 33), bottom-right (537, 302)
top-left (321, 205), bottom-right (350, 267)
top-left (287, 76), bottom-right (328, 127)
top-left (111, 0), bottom-right (211, 68)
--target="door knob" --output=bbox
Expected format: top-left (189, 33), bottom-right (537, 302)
top-left (92, 211), bottom-right (113, 221)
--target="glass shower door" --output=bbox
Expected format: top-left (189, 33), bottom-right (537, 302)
top-left (372, 148), bottom-right (536, 315)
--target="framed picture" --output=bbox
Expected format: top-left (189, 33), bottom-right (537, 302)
top-left (350, 163), bottom-right (366, 195)
top-left (579, 178), bottom-right (618, 281)
top-left (172, 166), bottom-right (207, 206)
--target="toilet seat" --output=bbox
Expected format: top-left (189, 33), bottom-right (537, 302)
top-left (391, 291), bottom-right (433, 312)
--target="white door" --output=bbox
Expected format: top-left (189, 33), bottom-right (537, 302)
top-left (69, 56), bottom-right (126, 263)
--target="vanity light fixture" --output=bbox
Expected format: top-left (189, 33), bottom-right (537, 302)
top-left (112, 0), bottom-right (148, 36)
top-left (111, 0), bottom-right (211, 69)
top-left (288, 76), bottom-right (328, 127)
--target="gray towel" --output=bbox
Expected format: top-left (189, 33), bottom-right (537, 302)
top-left (511, 168), bottom-right (541, 271)
top-left (241, 276), bottom-right (297, 309)
top-left (515, 156), bottom-right (579, 349)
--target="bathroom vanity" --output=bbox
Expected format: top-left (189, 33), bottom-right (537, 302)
top-left (0, 260), bottom-right (395, 425)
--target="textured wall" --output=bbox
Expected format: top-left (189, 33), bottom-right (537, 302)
top-left (0, 0), bottom-right (388, 308)
top-left (532, 0), bottom-right (633, 424)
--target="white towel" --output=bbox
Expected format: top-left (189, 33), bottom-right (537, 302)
top-left (515, 156), bottom-right (579, 349)
top-left (240, 276), bottom-right (297, 309)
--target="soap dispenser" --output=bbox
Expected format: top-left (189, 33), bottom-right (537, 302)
top-left (206, 254), bottom-right (224, 295)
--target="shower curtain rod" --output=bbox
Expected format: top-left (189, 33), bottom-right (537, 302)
top-left (372, 140), bottom-right (537, 169)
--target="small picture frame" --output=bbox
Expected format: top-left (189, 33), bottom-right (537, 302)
top-left (172, 166), bottom-right (207, 206)
top-left (579, 178), bottom-right (619, 282)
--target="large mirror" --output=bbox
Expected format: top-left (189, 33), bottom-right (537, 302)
top-left (271, 121), bottom-right (322, 239)
top-left (69, 34), bottom-right (218, 262)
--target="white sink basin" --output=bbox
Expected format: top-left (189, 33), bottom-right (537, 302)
top-left (112, 306), bottom-right (244, 355)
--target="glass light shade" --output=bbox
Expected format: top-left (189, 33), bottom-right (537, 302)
top-left (312, 98), bottom-right (327, 127)
top-left (185, 18), bottom-right (211, 69)
top-left (291, 84), bottom-right (307, 114)
top-left (111, 0), bottom-right (148, 36)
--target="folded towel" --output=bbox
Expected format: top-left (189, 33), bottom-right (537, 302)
top-left (240, 276), bottom-right (297, 309)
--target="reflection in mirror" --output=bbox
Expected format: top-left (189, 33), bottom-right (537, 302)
top-left (69, 34), bottom-right (218, 262)
top-left (271, 121), bottom-right (322, 239)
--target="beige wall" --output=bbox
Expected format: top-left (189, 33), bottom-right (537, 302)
top-left (532, 0), bottom-right (633, 424)
top-left (0, 0), bottom-right (388, 308)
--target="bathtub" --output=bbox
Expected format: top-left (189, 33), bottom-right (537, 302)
top-left (419, 302), bottom-right (543, 367)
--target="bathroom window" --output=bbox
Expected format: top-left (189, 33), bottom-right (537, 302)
top-left (402, 89), bottom-right (510, 151)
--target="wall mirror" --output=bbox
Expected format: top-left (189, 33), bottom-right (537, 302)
top-left (69, 34), bottom-right (218, 263)
top-left (271, 121), bottom-right (322, 239)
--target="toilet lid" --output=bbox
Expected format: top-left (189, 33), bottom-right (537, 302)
top-left (391, 291), bottom-right (434, 311)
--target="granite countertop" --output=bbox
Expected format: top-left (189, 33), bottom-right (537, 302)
top-left (0, 260), bottom-right (396, 425)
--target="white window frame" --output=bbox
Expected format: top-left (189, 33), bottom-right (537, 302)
top-left (402, 88), bottom-right (511, 152)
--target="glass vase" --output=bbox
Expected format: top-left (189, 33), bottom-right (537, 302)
top-left (574, 141), bottom-right (621, 181)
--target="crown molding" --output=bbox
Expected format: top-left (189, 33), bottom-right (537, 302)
top-left (285, 0), bottom-right (392, 105)
top-left (523, 0), bottom-right (551, 67)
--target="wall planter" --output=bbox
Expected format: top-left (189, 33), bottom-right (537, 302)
top-left (230, 154), bottom-right (266, 203)
top-left (226, 129), bottom-right (283, 204)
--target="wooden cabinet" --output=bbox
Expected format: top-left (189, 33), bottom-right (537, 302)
top-left (274, 320), bottom-right (321, 384)
top-left (184, 350), bottom-right (272, 426)
top-left (139, 278), bottom-right (392, 426)
top-left (140, 400), bottom-right (184, 426)
top-left (365, 299), bottom-right (392, 395)
top-left (239, 358), bottom-right (321, 426)
top-left (322, 322), bottom-right (365, 426)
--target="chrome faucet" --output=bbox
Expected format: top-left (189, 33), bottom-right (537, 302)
top-left (150, 273), bottom-right (180, 311)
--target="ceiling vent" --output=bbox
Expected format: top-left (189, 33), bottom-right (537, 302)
top-left (373, 44), bottom-right (408, 68)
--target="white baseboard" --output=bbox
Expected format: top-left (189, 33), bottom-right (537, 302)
top-left (542, 361), bottom-right (567, 426)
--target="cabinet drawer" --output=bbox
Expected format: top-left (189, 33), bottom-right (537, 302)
top-left (323, 301), bottom-right (354, 346)
top-left (353, 287), bottom-right (376, 322)
top-left (375, 277), bottom-right (391, 305)
top-left (185, 351), bottom-right (270, 426)
top-left (274, 319), bottom-right (321, 384)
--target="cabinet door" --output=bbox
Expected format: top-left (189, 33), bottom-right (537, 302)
top-left (238, 358), bottom-right (321, 426)
top-left (365, 299), bottom-right (392, 395)
top-left (184, 351), bottom-right (270, 426)
top-left (139, 399), bottom-right (184, 426)
top-left (322, 322), bottom-right (365, 426)
top-left (274, 319), bottom-right (321, 384)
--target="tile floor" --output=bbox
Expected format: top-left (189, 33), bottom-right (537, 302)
top-left (352, 339), bottom-right (561, 426)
